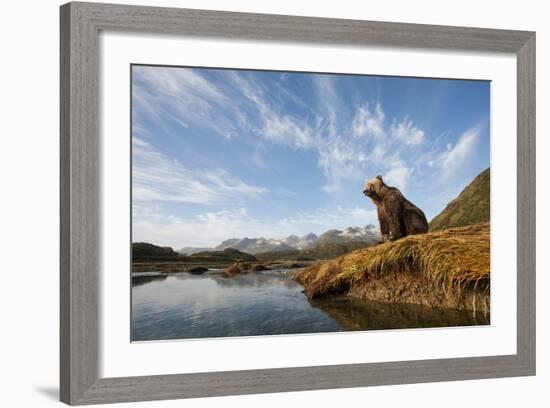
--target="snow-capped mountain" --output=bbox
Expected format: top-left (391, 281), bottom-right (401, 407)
top-left (282, 233), bottom-right (318, 249)
top-left (214, 237), bottom-right (295, 254)
top-left (200, 226), bottom-right (380, 254)
top-left (178, 226), bottom-right (379, 255)
top-left (177, 247), bottom-right (212, 255)
top-left (317, 224), bottom-right (381, 245)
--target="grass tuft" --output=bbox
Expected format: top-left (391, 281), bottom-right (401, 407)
top-left (296, 223), bottom-right (490, 299)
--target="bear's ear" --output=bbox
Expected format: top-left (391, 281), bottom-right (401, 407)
top-left (376, 175), bottom-right (383, 182)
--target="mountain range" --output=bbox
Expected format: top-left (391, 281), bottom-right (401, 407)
top-left (178, 225), bottom-right (380, 255)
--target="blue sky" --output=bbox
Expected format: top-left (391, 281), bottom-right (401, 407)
top-left (132, 65), bottom-right (490, 249)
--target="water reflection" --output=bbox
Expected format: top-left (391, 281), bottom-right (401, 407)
top-left (132, 271), bottom-right (339, 341)
top-left (132, 274), bottom-right (167, 287)
top-left (206, 271), bottom-right (301, 290)
top-left (309, 296), bottom-right (489, 331)
top-left (131, 271), bottom-right (489, 341)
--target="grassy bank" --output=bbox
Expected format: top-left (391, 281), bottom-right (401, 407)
top-left (295, 223), bottom-right (490, 313)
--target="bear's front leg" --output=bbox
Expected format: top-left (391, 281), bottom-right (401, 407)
top-left (388, 230), bottom-right (401, 241)
top-left (385, 205), bottom-right (403, 241)
top-left (377, 207), bottom-right (390, 244)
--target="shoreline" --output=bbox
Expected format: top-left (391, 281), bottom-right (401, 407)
top-left (131, 265), bottom-right (308, 278)
top-left (131, 260), bottom-right (319, 274)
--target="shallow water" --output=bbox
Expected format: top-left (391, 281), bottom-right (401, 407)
top-left (131, 270), bottom-right (489, 341)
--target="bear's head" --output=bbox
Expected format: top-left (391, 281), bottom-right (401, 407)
top-left (363, 175), bottom-right (385, 200)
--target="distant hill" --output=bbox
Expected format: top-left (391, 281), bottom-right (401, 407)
top-left (215, 237), bottom-right (295, 254)
top-left (213, 226), bottom-right (379, 255)
top-left (213, 233), bottom-right (319, 254)
top-left (178, 247), bottom-right (212, 255)
top-left (429, 168), bottom-right (490, 232)
top-left (255, 240), bottom-right (374, 262)
top-left (132, 243), bottom-right (257, 263)
top-left (282, 233), bottom-right (319, 250)
top-left (190, 248), bottom-right (257, 262)
top-left (138, 225), bottom-right (381, 261)
top-left (132, 242), bottom-right (180, 261)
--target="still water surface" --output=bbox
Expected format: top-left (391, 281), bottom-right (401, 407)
top-left (132, 270), bottom-right (489, 341)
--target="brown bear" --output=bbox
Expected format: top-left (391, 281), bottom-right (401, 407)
top-left (363, 175), bottom-right (428, 242)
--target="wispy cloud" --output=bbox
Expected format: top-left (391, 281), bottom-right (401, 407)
top-left (384, 161), bottom-right (413, 191)
top-left (133, 138), bottom-right (267, 205)
top-left (134, 66), bottom-right (487, 217)
top-left (317, 141), bottom-right (368, 193)
top-left (133, 66), bottom-right (238, 139)
top-left (438, 124), bottom-right (482, 180)
top-left (352, 103), bottom-right (385, 139)
top-left (390, 117), bottom-right (425, 145)
top-left (228, 71), bottom-right (316, 150)
top-left (134, 67), bottom-right (434, 193)
top-left (233, 74), bottom-right (371, 192)
top-left (308, 79), bottom-right (426, 192)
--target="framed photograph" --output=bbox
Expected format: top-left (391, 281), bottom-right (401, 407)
top-left (60, 2), bottom-right (535, 405)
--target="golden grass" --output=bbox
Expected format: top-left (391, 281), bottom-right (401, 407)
top-left (296, 223), bottom-right (490, 299)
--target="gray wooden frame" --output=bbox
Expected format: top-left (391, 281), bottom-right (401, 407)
top-left (60, 1), bottom-right (536, 405)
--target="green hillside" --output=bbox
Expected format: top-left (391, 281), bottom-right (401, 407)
top-left (132, 243), bottom-right (256, 263)
top-left (190, 248), bottom-right (257, 262)
top-left (132, 242), bottom-right (180, 261)
top-left (429, 168), bottom-right (490, 231)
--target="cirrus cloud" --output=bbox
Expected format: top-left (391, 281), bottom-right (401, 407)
top-left (133, 137), bottom-right (268, 205)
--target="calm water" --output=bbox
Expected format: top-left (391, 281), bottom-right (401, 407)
top-left (131, 270), bottom-right (489, 341)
